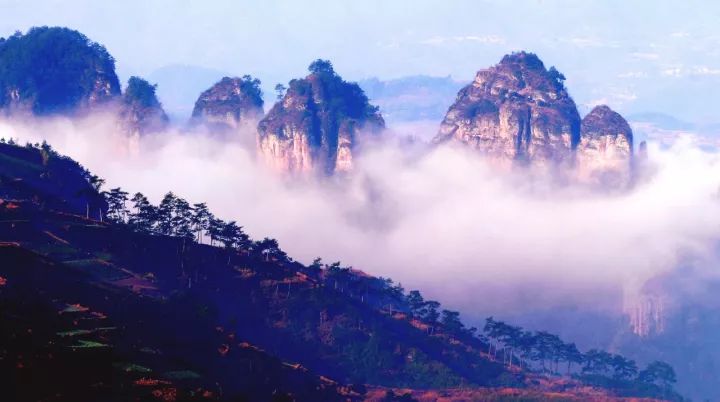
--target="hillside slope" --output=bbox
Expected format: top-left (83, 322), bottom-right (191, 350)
top-left (0, 141), bottom-right (683, 401)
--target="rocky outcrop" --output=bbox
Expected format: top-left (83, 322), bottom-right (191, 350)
top-left (258, 60), bottom-right (384, 175)
top-left (434, 52), bottom-right (581, 170)
top-left (0, 27), bottom-right (121, 115)
top-left (435, 52), bottom-right (637, 187)
top-left (576, 105), bottom-right (633, 187)
top-left (118, 77), bottom-right (168, 136)
top-left (191, 76), bottom-right (264, 129)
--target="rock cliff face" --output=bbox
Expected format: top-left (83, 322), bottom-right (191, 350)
top-left (191, 76), bottom-right (264, 129)
top-left (576, 105), bottom-right (633, 186)
top-left (258, 60), bottom-right (384, 175)
top-left (434, 52), bottom-right (581, 170)
top-left (435, 52), bottom-right (636, 186)
top-left (0, 27), bottom-right (121, 116)
top-left (118, 77), bottom-right (168, 136)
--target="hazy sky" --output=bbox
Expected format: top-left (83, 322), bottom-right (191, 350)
top-left (2, 0), bottom-right (720, 122)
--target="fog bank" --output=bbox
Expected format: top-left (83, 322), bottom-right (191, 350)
top-left (1, 114), bottom-right (719, 316)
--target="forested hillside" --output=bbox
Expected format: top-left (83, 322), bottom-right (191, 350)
top-left (0, 139), bottom-right (683, 401)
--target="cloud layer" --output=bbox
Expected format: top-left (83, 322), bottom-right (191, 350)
top-left (1, 114), bottom-right (719, 318)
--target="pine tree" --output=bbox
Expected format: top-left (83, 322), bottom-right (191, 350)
top-left (104, 187), bottom-right (129, 223)
top-left (191, 202), bottom-right (212, 243)
top-left (128, 192), bottom-right (156, 232)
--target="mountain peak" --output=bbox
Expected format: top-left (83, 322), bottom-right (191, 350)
top-left (582, 104), bottom-right (633, 140)
top-left (576, 104), bottom-right (633, 187)
top-left (191, 75), bottom-right (264, 129)
top-left (119, 76), bottom-right (168, 135)
top-left (499, 51), bottom-right (545, 70)
top-left (258, 59), bottom-right (384, 175)
top-left (436, 52), bottom-right (580, 168)
top-left (0, 26), bottom-right (120, 116)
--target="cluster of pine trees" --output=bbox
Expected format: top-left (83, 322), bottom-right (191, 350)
top-left (482, 318), bottom-right (675, 387)
top-left (96, 175), bottom-right (678, 397)
top-left (103, 187), bottom-right (285, 261)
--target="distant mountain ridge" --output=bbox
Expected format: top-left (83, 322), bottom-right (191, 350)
top-left (359, 75), bottom-right (465, 123)
top-left (147, 64), bottom-right (235, 122)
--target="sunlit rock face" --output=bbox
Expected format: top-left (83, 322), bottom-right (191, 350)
top-left (257, 60), bottom-right (384, 175)
top-left (434, 52), bottom-right (581, 171)
top-left (576, 105), bottom-right (633, 187)
top-left (191, 76), bottom-right (264, 129)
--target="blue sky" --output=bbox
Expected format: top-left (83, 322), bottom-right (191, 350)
top-left (2, 0), bottom-right (720, 123)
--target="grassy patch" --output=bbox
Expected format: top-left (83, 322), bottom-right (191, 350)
top-left (59, 303), bottom-right (90, 314)
top-left (163, 370), bottom-right (201, 380)
top-left (57, 327), bottom-right (116, 337)
top-left (93, 251), bottom-right (114, 261)
top-left (57, 329), bottom-right (93, 337)
top-left (115, 362), bottom-right (153, 373)
top-left (63, 259), bottom-right (130, 281)
top-left (69, 340), bottom-right (109, 349)
top-left (31, 243), bottom-right (80, 260)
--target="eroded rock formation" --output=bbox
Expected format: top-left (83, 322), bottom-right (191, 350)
top-left (434, 52), bottom-right (581, 170)
top-left (435, 52), bottom-right (636, 187)
top-left (118, 76), bottom-right (168, 136)
top-left (258, 60), bottom-right (384, 175)
top-left (576, 105), bottom-right (633, 187)
top-left (191, 76), bottom-right (264, 129)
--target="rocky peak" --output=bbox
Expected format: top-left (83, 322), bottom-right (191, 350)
top-left (191, 75), bottom-right (264, 129)
top-left (118, 77), bottom-right (168, 136)
top-left (576, 105), bottom-right (633, 187)
top-left (258, 59), bottom-right (384, 175)
top-left (0, 27), bottom-right (121, 116)
top-left (434, 51), bottom-right (580, 169)
top-left (581, 105), bottom-right (633, 140)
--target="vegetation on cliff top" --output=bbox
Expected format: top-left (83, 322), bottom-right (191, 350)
top-left (0, 26), bottom-right (120, 115)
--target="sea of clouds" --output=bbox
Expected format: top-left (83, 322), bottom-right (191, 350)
top-left (1, 114), bottom-right (719, 321)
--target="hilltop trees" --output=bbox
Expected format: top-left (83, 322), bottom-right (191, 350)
top-left (238, 74), bottom-right (263, 103)
top-left (441, 309), bottom-right (465, 334)
top-left (128, 192), bottom-right (155, 233)
top-left (481, 316), bottom-right (667, 394)
top-left (0, 26), bottom-right (120, 114)
top-left (102, 190), bottom-right (252, 253)
top-left (611, 355), bottom-right (638, 380)
top-left (308, 59), bottom-right (335, 75)
top-left (92, 177), bottom-right (679, 400)
top-left (561, 342), bottom-right (583, 374)
top-left (124, 76), bottom-right (161, 109)
top-left (119, 76), bottom-right (169, 135)
top-left (582, 349), bottom-right (613, 376)
top-left (274, 83), bottom-right (287, 100)
top-left (191, 75), bottom-right (264, 128)
top-left (639, 361), bottom-right (676, 388)
top-left (104, 188), bottom-right (129, 223)
top-left (190, 203), bottom-right (212, 242)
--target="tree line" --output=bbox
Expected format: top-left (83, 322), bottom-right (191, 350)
top-left (402, 285), bottom-right (676, 392)
top-left (103, 187), bottom-right (286, 262)
top-left (96, 177), bottom-right (678, 396)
